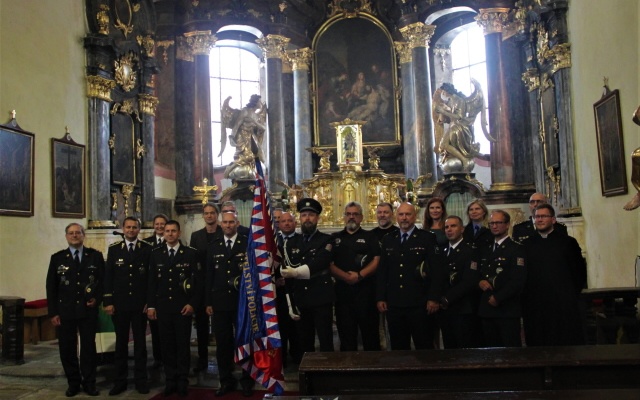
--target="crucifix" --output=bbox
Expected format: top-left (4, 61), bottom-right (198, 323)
top-left (193, 178), bottom-right (218, 205)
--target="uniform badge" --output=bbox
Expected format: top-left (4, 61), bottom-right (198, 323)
top-left (325, 243), bottom-right (333, 251)
top-left (356, 238), bottom-right (366, 243)
top-left (517, 257), bottom-right (525, 266)
top-left (470, 261), bottom-right (478, 270)
top-left (335, 238), bottom-right (341, 245)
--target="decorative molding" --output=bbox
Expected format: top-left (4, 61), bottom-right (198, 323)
top-left (138, 94), bottom-right (159, 115)
top-left (476, 8), bottom-right (511, 35)
top-left (97, 4), bottom-right (110, 35)
top-left (399, 23), bottom-right (436, 49)
top-left (327, 0), bottom-right (374, 18)
top-left (256, 35), bottom-right (290, 60)
top-left (136, 34), bottom-right (155, 58)
top-left (114, 52), bottom-right (138, 92)
top-left (521, 68), bottom-right (540, 92)
top-left (113, 0), bottom-right (140, 38)
top-left (136, 138), bottom-right (146, 159)
top-left (86, 75), bottom-right (116, 101)
top-left (183, 30), bottom-right (217, 56)
top-left (156, 40), bottom-right (175, 65)
top-left (176, 37), bottom-right (194, 62)
top-left (287, 48), bottom-right (313, 71)
top-left (549, 43), bottom-right (572, 74)
top-left (433, 46), bottom-right (451, 71)
top-left (111, 99), bottom-right (142, 122)
top-left (394, 41), bottom-right (412, 64)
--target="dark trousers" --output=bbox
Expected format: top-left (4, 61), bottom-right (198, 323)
top-left (276, 288), bottom-right (302, 364)
top-left (439, 312), bottom-right (477, 349)
top-left (58, 315), bottom-right (98, 388)
top-left (194, 305), bottom-right (209, 368)
top-left (298, 303), bottom-right (334, 353)
top-left (386, 305), bottom-right (435, 350)
top-left (212, 310), bottom-right (254, 389)
top-left (335, 297), bottom-right (380, 351)
top-left (482, 318), bottom-right (522, 347)
top-left (112, 309), bottom-right (148, 384)
top-left (157, 311), bottom-right (192, 387)
top-left (149, 319), bottom-right (161, 362)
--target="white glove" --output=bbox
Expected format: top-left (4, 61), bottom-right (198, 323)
top-left (281, 264), bottom-right (310, 279)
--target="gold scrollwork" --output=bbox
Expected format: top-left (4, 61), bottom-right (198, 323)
top-left (256, 35), bottom-right (290, 60)
top-left (549, 43), bottom-right (572, 74)
top-left (136, 35), bottom-right (155, 57)
top-left (286, 48), bottom-right (313, 71)
top-left (394, 41), bottom-right (412, 64)
top-left (86, 75), bottom-right (116, 101)
top-left (327, 0), bottom-right (374, 18)
top-left (111, 99), bottom-right (142, 122)
top-left (97, 4), bottom-right (110, 35)
top-left (122, 184), bottom-right (134, 216)
top-left (476, 8), bottom-right (511, 35)
top-left (399, 23), bottom-right (435, 49)
top-left (136, 139), bottom-right (146, 159)
top-left (521, 68), bottom-right (540, 92)
top-left (113, 0), bottom-right (140, 38)
top-left (109, 134), bottom-right (116, 155)
top-left (156, 40), bottom-right (175, 65)
top-left (135, 195), bottom-right (141, 214)
top-left (536, 25), bottom-right (550, 65)
top-left (552, 115), bottom-right (559, 139)
top-left (138, 94), bottom-right (159, 115)
top-left (111, 192), bottom-right (118, 210)
top-left (546, 166), bottom-right (561, 204)
top-left (183, 30), bottom-right (217, 56)
top-left (114, 52), bottom-right (138, 92)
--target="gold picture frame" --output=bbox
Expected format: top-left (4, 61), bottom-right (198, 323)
top-left (52, 130), bottom-right (86, 218)
top-left (0, 116), bottom-right (34, 217)
top-left (335, 121), bottom-right (364, 169)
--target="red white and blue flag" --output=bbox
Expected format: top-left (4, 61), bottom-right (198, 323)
top-left (235, 160), bottom-right (285, 394)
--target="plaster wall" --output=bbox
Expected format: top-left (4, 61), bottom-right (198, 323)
top-left (568, 0), bottom-right (640, 287)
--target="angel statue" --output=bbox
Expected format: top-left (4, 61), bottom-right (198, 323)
top-left (432, 79), bottom-right (496, 174)
top-left (312, 148), bottom-right (333, 172)
top-left (220, 94), bottom-right (267, 180)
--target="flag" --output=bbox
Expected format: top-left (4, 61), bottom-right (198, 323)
top-left (235, 160), bottom-right (285, 394)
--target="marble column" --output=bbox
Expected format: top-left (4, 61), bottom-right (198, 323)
top-left (138, 94), bottom-right (159, 223)
top-left (257, 35), bottom-right (290, 190)
top-left (288, 48), bottom-right (313, 183)
top-left (86, 75), bottom-right (116, 227)
top-left (477, 8), bottom-right (515, 190)
top-left (394, 41), bottom-right (416, 180)
top-left (399, 23), bottom-right (437, 193)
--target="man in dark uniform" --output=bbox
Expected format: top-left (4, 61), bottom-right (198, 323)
top-left (189, 203), bottom-right (223, 374)
top-left (143, 213), bottom-right (169, 367)
top-left (330, 201), bottom-right (381, 351)
top-left (275, 211), bottom-right (302, 366)
top-left (370, 202), bottom-right (399, 244)
top-left (221, 200), bottom-right (250, 236)
top-left (512, 192), bottom-right (567, 243)
top-left (439, 216), bottom-right (481, 349)
top-left (522, 203), bottom-right (587, 346)
top-left (147, 220), bottom-right (200, 397)
top-left (205, 210), bottom-right (255, 397)
top-left (281, 198), bottom-right (335, 353)
top-left (46, 223), bottom-right (104, 397)
top-left (478, 210), bottom-right (526, 347)
top-left (376, 202), bottom-right (445, 350)
top-left (104, 217), bottom-right (152, 395)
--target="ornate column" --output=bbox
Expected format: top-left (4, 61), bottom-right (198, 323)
top-left (288, 48), bottom-right (313, 183)
top-left (477, 8), bottom-right (515, 190)
top-left (394, 41), bottom-right (416, 178)
top-left (86, 75), bottom-right (116, 226)
top-left (257, 35), bottom-right (290, 190)
top-left (138, 93), bottom-right (159, 222)
top-left (399, 23), bottom-right (437, 194)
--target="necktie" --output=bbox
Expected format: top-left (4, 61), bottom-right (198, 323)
top-left (493, 242), bottom-right (498, 252)
top-left (158, 238), bottom-right (163, 246)
top-left (226, 239), bottom-right (232, 254)
top-left (74, 249), bottom-right (80, 265)
top-left (401, 233), bottom-right (408, 244)
top-left (128, 243), bottom-right (134, 253)
top-left (169, 248), bottom-right (175, 260)
top-left (303, 235), bottom-right (310, 243)
top-left (474, 225), bottom-right (480, 237)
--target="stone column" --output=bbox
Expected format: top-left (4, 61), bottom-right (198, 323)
top-left (257, 35), bottom-right (290, 190)
top-left (86, 75), bottom-right (116, 227)
top-left (393, 41), bottom-right (416, 179)
top-left (477, 8), bottom-right (515, 190)
top-left (138, 94), bottom-right (159, 223)
top-left (399, 23), bottom-right (437, 194)
top-left (288, 48), bottom-right (313, 183)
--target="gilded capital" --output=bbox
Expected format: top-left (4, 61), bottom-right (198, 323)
top-left (287, 48), bottom-right (313, 71)
top-left (97, 4), bottom-right (110, 35)
top-left (156, 40), bottom-right (175, 65)
top-left (399, 23), bottom-right (436, 49)
top-left (138, 94), bottom-right (159, 115)
top-left (394, 41), bottom-right (412, 64)
top-left (176, 37), bottom-right (193, 62)
top-left (137, 35), bottom-right (155, 58)
top-left (476, 8), bottom-right (511, 35)
top-left (86, 75), bottom-right (116, 102)
top-left (256, 35), bottom-right (290, 59)
top-left (549, 43), bottom-right (571, 74)
top-left (521, 68), bottom-right (540, 92)
top-left (183, 30), bottom-right (217, 56)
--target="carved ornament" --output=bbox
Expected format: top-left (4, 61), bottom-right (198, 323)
top-left (138, 94), bottom-right (159, 115)
top-left (121, 184), bottom-right (134, 215)
top-left (521, 68), bottom-right (540, 92)
top-left (86, 75), bottom-right (116, 101)
top-left (399, 23), bottom-right (435, 49)
top-left (256, 35), bottom-right (290, 60)
top-left (111, 99), bottom-right (142, 122)
top-left (156, 40), bottom-right (175, 65)
top-left (394, 41), bottom-right (412, 64)
top-left (327, 0), bottom-right (374, 18)
top-left (536, 25), bottom-right (550, 65)
top-left (113, 0), bottom-right (140, 38)
top-left (109, 134), bottom-right (116, 155)
top-left (433, 46), bottom-right (451, 71)
top-left (136, 139), bottom-right (146, 159)
top-left (546, 166), bottom-right (560, 204)
top-left (114, 53), bottom-right (138, 92)
top-left (287, 48), bottom-right (313, 71)
top-left (549, 43), bottom-right (572, 74)
top-left (97, 4), bottom-right (110, 35)
top-left (476, 8), bottom-right (510, 35)
top-left (176, 37), bottom-right (194, 62)
top-left (136, 35), bottom-right (155, 58)
top-left (183, 30), bottom-right (217, 56)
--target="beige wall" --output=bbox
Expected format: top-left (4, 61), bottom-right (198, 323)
top-left (568, 0), bottom-right (640, 288)
top-left (0, 1), bottom-right (87, 300)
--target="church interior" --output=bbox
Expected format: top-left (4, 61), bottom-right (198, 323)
top-left (1, 0), bottom-right (640, 361)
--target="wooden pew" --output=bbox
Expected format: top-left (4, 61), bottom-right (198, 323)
top-left (298, 345), bottom-right (640, 395)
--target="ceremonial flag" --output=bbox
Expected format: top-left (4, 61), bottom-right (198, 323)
top-left (235, 160), bottom-right (285, 394)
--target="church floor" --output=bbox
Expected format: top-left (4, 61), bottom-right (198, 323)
top-left (0, 331), bottom-right (303, 400)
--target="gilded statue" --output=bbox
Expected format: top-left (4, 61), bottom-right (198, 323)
top-left (623, 105), bottom-right (640, 210)
top-left (220, 94), bottom-right (267, 180)
top-left (312, 148), bottom-right (333, 172)
top-left (432, 79), bottom-right (496, 173)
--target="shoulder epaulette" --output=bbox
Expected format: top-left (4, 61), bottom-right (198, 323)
top-left (54, 249), bottom-right (68, 255)
top-left (109, 240), bottom-right (124, 247)
top-left (151, 246), bottom-right (163, 251)
top-left (138, 240), bottom-right (151, 247)
top-left (184, 245), bottom-right (197, 251)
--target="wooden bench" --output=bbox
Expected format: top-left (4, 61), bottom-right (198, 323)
top-left (298, 345), bottom-right (640, 395)
top-left (23, 299), bottom-right (53, 345)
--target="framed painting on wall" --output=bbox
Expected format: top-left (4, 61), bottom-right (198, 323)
top-left (593, 86), bottom-right (627, 197)
top-left (52, 131), bottom-right (86, 218)
top-left (0, 116), bottom-right (34, 217)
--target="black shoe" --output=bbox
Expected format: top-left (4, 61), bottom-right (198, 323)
top-left (135, 382), bottom-right (150, 394)
top-left (83, 385), bottom-right (100, 396)
top-left (215, 384), bottom-right (236, 397)
top-left (109, 383), bottom-right (127, 396)
top-left (242, 387), bottom-right (254, 397)
top-left (177, 385), bottom-right (188, 397)
top-left (65, 386), bottom-right (80, 397)
top-left (164, 385), bottom-right (176, 396)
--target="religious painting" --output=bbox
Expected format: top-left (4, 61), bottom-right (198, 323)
top-left (0, 121), bottom-right (34, 217)
top-left (313, 13), bottom-right (400, 148)
top-left (110, 112), bottom-right (137, 186)
top-left (52, 133), bottom-right (85, 218)
top-left (335, 122), bottom-right (363, 167)
top-left (593, 88), bottom-right (627, 197)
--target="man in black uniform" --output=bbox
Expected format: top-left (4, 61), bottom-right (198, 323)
top-left (439, 216), bottom-right (481, 349)
top-left (370, 202), bottom-right (399, 244)
top-left (46, 223), bottom-right (104, 397)
top-left (143, 213), bottom-right (169, 367)
top-left (104, 217), bottom-right (152, 395)
top-left (281, 198), bottom-right (335, 353)
top-left (330, 201), bottom-right (381, 351)
top-left (189, 203), bottom-right (222, 374)
top-left (512, 192), bottom-right (567, 243)
top-left (147, 220), bottom-right (200, 397)
top-left (221, 201), bottom-right (250, 236)
top-left (522, 204), bottom-right (587, 346)
top-left (205, 211), bottom-right (255, 397)
top-left (376, 202), bottom-right (445, 350)
top-left (478, 210), bottom-right (526, 347)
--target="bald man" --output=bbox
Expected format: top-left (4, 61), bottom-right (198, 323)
top-left (512, 193), bottom-right (567, 243)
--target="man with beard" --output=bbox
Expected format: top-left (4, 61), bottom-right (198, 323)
top-left (522, 203), bottom-right (586, 346)
top-left (376, 202), bottom-right (445, 350)
top-left (330, 201), bottom-right (381, 351)
top-left (281, 198), bottom-right (335, 353)
top-left (512, 193), bottom-right (567, 243)
top-left (371, 202), bottom-right (399, 244)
